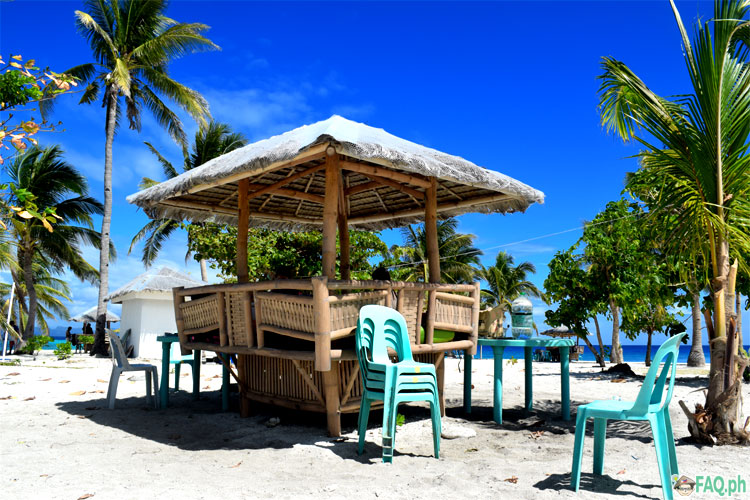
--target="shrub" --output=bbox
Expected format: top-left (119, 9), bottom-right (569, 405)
top-left (54, 341), bottom-right (72, 360)
top-left (17, 335), bottom-right (53, 355)
top-left (79, 335), bottom-right (94, 345)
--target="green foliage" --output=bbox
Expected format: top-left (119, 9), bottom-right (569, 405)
top-left (481, 251), bottom-right (543, 309)
top-left (79, 334), bottom-right (94, 345)
top-left (187, 223), bottom-right (389, 281)
top-left (53, 341), bottom-right (72, 360)
top-left (18, 335), bottom-right (52, 354)
top-left (396, 413), bottom-right (405, 427)
top-left (0, 69), bottom-right (41, 108)
top-left (0, 359), bottom-right (21, 366)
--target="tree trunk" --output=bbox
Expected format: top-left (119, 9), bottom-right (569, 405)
top-left (200, 258), bottom-right (209, 282)
top-left (736, 293), bottom-right (743, 351)
top-left (609, 299), bottom-right (623, 364)
top-left (581, 334), bottom-right (604, 368)
top-left (21, 250), bottom-right (37, 340)
top-left (593, 315), bottom-right (606, 366)
top-left (91, 86), bottom-right (117, 357)
top-left (645, 328), bottom-right (653, 367)
top-left (687, 290), bottom-right (706, 367)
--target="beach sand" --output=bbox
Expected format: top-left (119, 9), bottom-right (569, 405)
top-left (1, 351), bottom-right (747, 500)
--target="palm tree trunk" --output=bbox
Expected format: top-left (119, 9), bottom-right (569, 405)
top-left (687, 290), bottom-right (706, 367)
top-left (200, 258), bottom-right (208, 282)
top-left (593, 315), bottom-right (605, 365)
top-left (645, 328), bottom-right (653, 367)
top-left (581, 334), bottom-right (604, 368)
top-left (91, 86), bottom-right (116, 357)
top-left (21, 250), bottom-right (36, 340)
top-left (609, 299), bottom-right (623, 364)
top-left (706, 239), bottom-right (730, 409)
top-left (736, 293), bottom-right (743, 350)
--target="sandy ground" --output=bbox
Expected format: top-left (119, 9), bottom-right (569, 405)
top-left (0, 351), bottom-right (748, 500)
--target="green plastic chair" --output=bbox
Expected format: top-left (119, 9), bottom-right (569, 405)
top-left (170, 342), bottom-right (195, 392)
top-left (571, 333), bottom-right (686, 500)
top-left (356, 305), bottom-right (441, 463)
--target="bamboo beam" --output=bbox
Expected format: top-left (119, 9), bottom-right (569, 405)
top-left (425, 177), bottom-right (440, 283)
top-left (345, 180), bottom-right (381, 197)
top-left (246, 164), bottom-right (325, 202)
top-left (182, 145), bottom-right (328, 196)
top-left (237, 179), bottom-right (250, 283)
top-left (322, 148), bottom-right (340, 278)
top-left (340, 160), bottom-right (431, 189)
top-left (338, 172), bottom-right (350, 280)
top-left (246, 181), bottom-right (324, 205)
top-left (359, 172), bottom-right (425, 200)
top-left (348, 193), bottom-right (517, 225)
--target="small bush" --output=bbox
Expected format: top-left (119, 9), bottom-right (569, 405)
top-left (54, 341), bottom-right (72, 360)
top-left (17, 335), bottom-right (53, 355)
top-left (78, 335), bottom-right (94, 345)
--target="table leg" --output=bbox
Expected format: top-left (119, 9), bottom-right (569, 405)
top-left (524, 346), bottom-right (533, 414)
top-left (221, 354), bottom-right (230, 412)
top-left (192, 349), bottom-right (201, 400)
top-left (160, 340), bottom-right (171, 409)
top-left (561, 346), bottom-right (570, 421)
top-left (492, 346), bottom-right (505, 424)
top-left (463, 349), bottom-right (472, 414)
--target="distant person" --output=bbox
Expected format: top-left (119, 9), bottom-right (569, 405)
top-left (372, 266), bottom-right (398, 308)
top-left (65, 326), bottom-right (72, 342)
top-left (8, 320), bottom-right (18, 354)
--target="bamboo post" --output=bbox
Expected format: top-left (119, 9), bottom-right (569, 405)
top-left (243, 291), bottom-right (254, 348)
top-left (218, 291), bottom-right (228, 346)
top-left (312, 276), bottom-right (331, 371)
top-left (238, 355), bottom-right (251, 417)
top-left (254, 291), bottom-right (264, 348)
top-left (426, 290), bottom-right (436, 345)
top-left (425, 176), bottom-right (440, 283)
top-left (172, 287), bottom-right (186, 345)
top-left (322, 147), bottom-right (340, 279)
top-left (436, 352), bottom-right (446, 416)
top-left (469, 281), bottom-right (480, 356)
top-left (338, 172), bottom-right (350, 280)
top-left (237, 178), bottom-right (250, 284)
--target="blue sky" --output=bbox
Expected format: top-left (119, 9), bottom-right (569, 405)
top-left (2, 0), bottom-right (741, 344)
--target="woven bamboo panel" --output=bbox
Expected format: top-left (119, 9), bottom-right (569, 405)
top-left (225, 291), bottom-right (250, 347)
top-left (181, 295), bottom-right (219, 331)
top-left (330, 291), bottom-right (387, 332)
top-left (256, 294), bottom-right (315, 333)
top-left (400, 290), bottom-right (424, 341)
top-left (435, 296), bottom-right (473, 328)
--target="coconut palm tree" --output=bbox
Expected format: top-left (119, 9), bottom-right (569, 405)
top-left (480, 251), bottom-right (543, 336)
top-left (598, 0), bottom-right (750, 439)
top-left (5, 146), bottom-right (103, 339)
top-left (394, 218), bottom-right (481, 283)
top-left (66, 0), bottom-right (219, 353)
top-left (129, 121), bottom-right (247, 279)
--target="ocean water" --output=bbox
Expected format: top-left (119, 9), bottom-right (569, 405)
top-left (471, 343), bottom-right (750, 364)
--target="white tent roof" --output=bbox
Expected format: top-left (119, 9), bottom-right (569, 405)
top-left (69, 306), bottom-right (120, 323)
top-left (105, 267), bottom-right (205, 304)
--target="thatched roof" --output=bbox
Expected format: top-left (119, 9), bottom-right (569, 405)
top-left (540, 326), bottom-right (588, 338)
top-left (104, 267), bottom-right (205, 304)
top-left (127, 116), bottom-right (545, 231)
top-left (69, 306), bottom-right (120, 323)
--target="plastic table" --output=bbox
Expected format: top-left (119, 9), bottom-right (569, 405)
top-left (463, 337), bottom-right (574, 424)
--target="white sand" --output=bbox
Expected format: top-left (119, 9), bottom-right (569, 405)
top-left (1, 352), bottom-right (747, 500)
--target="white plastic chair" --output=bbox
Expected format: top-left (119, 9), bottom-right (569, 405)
top-left (106, 330), bottom-right (159, 409)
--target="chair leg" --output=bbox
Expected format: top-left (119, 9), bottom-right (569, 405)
top-left (571, 409), bottom-right (586, 491)
top-left (649, 413), bottom-right (675, 500)
top-left (152, 367), bottom-right (160, 409)
top-left (146, 371), bottom-right (152, 406)
top-left (357, 397), bottom-right (372, 455)
top-left (107, 366), bottom-right (121, 410)
top-left (662, 409), bottom-right (678, 476)
top-left (174, 363), bottom-right (181, 392)
top-left (430, 392), bottom-right (441, 459)
top-left (593, 418), bottom-right (607, 475)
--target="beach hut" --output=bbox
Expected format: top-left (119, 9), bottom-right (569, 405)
top-left (69, 306), bottom-right (120, 326)
top-left (104, 267), bottom-right (205, 359)
top-left (127, 115), bottom-right (544, 435)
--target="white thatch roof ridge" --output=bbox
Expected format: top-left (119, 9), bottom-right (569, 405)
top-left (127, 115), bottom-right (545, 208)
top-left (104, 267), bottom-right (205, 303)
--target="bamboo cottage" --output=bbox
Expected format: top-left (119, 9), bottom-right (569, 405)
top-left (127, 116), bottom-right (545, 435)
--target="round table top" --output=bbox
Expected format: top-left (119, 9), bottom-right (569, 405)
top-left (477, 337), bottom-right (575, 347)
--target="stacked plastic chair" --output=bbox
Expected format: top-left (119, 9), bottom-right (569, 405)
top-left (356, 305), bottom-right (441, 463)
top-left (571, 333), bottom-right (686, 500)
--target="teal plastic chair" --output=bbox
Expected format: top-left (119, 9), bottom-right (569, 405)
top-left (170, 342), bottom-right (195, 391)
top-left (356, 305), bottom-right (441, 463)
top-left (571, 333), bottom-right (686, 500)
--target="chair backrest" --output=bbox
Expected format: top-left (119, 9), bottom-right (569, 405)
top-left (107, 329), bottom-right (130, 369)
top-left (627, 333), bottom-right (686, 416)
top-left (357, 305), bottom-right (414, 368)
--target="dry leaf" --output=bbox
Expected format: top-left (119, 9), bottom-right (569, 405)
top-left (0, 395), bottom-right (11, 400)
top-left (504, 476), bottom-right (518, 484)
top-left (8, 372), bottom-right (20, 376)
top-left (24, 396), bottom-right (35, 401)
top-left (611, 378), bottom-right (626, 383)
top-left (70, 391), bottom-right (86, 396)
top-left (78, 415), bottom-right (87, 419)
top-left (465, 448), bottom-right (478, 453)
top-left (97, 379), bottom-right (108, 383)
top-left (40, 474), bottom-right (48, 477)
top-left (229, 462), bottom-right (242, 468)
top-left (59, 380), bottom-right (70, 384)
top-left (203, 385), bottom-right (211, 389)
top-left (212, 375), bottom-right (221, 379)
top-left (78, 494), bottom-right (94, 500)
top-left (40, 378), bottom-right (51, 381)
top-left (92, 390), bottom-right (105, 394)
top-left (528, 430), bottom-right (545, 440)
top-left (617, 469), bottom-right (626, 475)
